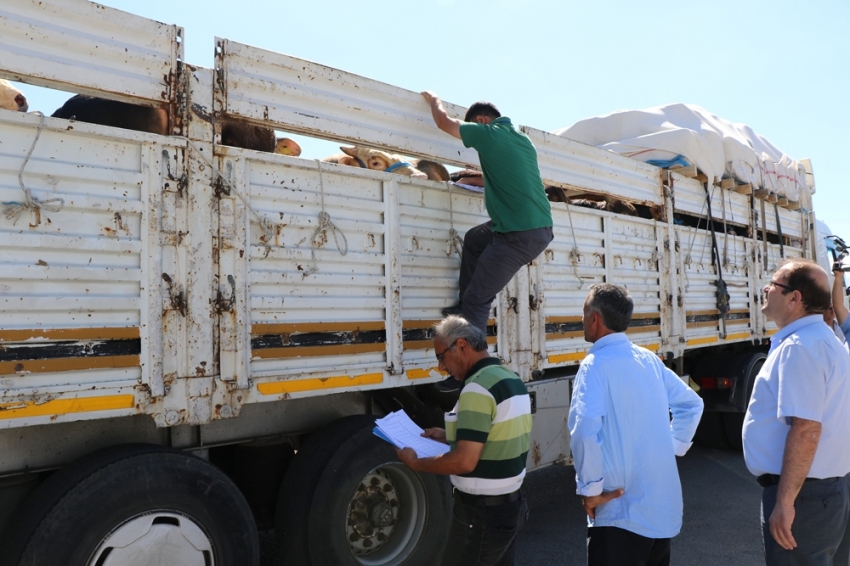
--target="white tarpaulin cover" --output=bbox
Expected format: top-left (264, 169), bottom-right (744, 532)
top-left (554, 103), bottom-right (814, 200)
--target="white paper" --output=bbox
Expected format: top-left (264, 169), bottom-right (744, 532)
top-left (373, 410), bottom-right (450, 458)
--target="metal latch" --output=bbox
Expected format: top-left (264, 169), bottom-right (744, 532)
top-left (215, 274), bottom-right (236, 313)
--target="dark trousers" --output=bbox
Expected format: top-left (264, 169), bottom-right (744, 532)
top-left (761, 474), bottom-right (850, 566)
top-left (586, 526), bottom-right (671, 566)
top-left (458, 222), bottom-right (553, 332)
top-left (440, 494), bottom-right (528, 566)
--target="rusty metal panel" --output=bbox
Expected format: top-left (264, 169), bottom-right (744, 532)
top-left (397, 183), bottom-right (489, 376)
top-left (215, 151), bottom-right (400, 399)
top-left (679, 228), bottom-right (770, 346)
top-left (539, 205), bottom-right (665, 368)
top-left (671, 176), bottom-right (752, 227)
top-left (538, 204), bottom-right (605, 367)
top-left (383, 179), bottom-right (403, 376)
top-left (216, 40), bottom-right (662, 202)
top-left (0, 111), bottom-right (181, 429)
top-left (0, 0), bottom-right (182, 104)
top-left (215, 39), bottom-right (479, 167)
top-left (764, 204), bottom-right (804, 240)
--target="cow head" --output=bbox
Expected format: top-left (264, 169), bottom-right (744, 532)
top-left (0, 79), bottom-right (28, 112)
top-left (275, 137), bottom-right (302, 156)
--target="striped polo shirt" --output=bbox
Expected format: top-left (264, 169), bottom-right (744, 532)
top-left (445, 358), bottom-right (532, 495)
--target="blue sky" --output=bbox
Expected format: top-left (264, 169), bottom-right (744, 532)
top-left (14, 0), bottom-right (850, 242)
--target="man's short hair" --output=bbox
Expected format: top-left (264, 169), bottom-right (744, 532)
top-left (464, 102), bottom-right (501, 123)
top-left (587, 283), bottom-right (633, 333)
top-left (780, 258), bottom-right (831, 314)
top-left (434, 315), bottom-right (488, 352)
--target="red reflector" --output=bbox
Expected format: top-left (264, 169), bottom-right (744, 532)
top-left (698, 377), bottom-right (734, 390)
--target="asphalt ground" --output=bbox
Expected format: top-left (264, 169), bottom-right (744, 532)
top-left (514, 444), bottom-right (763, 565)
top-left (260, 444), bottom-right (763, 565)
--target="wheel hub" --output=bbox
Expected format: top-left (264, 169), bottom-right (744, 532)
top-left (346, 468), bottom-right (398, 556)
top-left (88, 512), bottom-right (214, 566)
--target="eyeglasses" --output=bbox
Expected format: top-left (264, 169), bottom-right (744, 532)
top-left (435, 341), bottom-right (458, 363)
top-left (766, 280), bottom-right (796, 294)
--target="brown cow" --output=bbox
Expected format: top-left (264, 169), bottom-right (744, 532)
top-left (0, 79), bottom-right (28, 112)
top-left (52, 95), bottom-right (167, 134)
top-left (51, 95), bottom-right (277, 152)
top-left (323, 145), bottom-right (449, 181)
top-left (451, 169), bottom-right (484, 187)
top-left (411, 159), bottom-right (450, 182)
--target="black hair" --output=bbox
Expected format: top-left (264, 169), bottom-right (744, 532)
top-left (464, 102), bottom-right (501, 123)
top-left (586, 283), bottom-right (634, 333)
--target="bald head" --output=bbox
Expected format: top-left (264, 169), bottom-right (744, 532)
top-left (780, 259), bottom-right (831, 314)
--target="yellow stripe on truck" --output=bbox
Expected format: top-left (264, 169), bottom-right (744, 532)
top-left (548, 351), bottom-right (587, 364)
top-left (257, 372), bottom-right (383, 395)
top-left (0, 395), bottom-right (135, 420)
top-left (406, 367), bottom-right (446, 380)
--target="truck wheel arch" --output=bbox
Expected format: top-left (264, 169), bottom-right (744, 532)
top-left (0, 444), bottom-right (258, 566)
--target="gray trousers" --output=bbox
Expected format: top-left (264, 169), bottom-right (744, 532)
top-left (761, 474), bottom-right (850, 566)
top-left (458, 222), bottom-right (553, 333)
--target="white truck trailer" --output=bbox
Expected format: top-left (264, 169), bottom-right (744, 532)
top-left (0, 1), bottom-right (832, 565)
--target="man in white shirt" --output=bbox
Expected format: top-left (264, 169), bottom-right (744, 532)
top-left (743, 259), bottom-right (850, 565)
top-left (569, 283), bottom-right (703, 566)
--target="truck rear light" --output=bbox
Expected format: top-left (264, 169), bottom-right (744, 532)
top-left (698, 377), bottom-right (733, 390)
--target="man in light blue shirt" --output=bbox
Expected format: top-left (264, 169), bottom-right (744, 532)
top-left (569, 283), bottom-right (703, 566)
top-left (743, 259), bottom-right (850, 565)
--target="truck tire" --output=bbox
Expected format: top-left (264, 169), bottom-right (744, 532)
top-left (276, 415), bottom-right (377, 565)
top-left (0, 444), bottom-right (258, 566)
top-left (307, 426), bottom-right (452, 565)
top-left (723, 357), bottom-right (765, 450)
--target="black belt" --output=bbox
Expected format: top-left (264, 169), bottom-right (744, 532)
top-left (453, 488), bottom-right (521, 507)
top-left (757, 474), bottom-right (837, 488)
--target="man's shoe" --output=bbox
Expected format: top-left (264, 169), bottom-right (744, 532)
top-left (441, 304), bottom-right (463, 317)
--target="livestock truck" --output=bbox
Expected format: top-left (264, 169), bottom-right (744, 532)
top-left (0, 1), bottom-right (836, 565)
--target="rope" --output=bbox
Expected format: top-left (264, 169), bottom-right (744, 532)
top-left (444, 182), bottom-right (463, 259)
top-left (563, 199), bottom-right (583, 289)
top-left (682, 190), bottom-right (711, 291)
top-left (3, 112), bottom-right (64, 226)
top-left (304, 160), bottom-right (348, 275)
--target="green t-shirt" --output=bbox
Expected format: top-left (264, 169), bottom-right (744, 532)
top-left (445, 358), bottom-right (532, 494)
top-left (459, 117), bottom-right (552, 233)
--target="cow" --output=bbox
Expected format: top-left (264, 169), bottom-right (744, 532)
top-left (51, 95), bottom-right (277, 152)
top-left (0, 80), bottom-right (28, 112)
top-left (450, 169), bottom-right (484, 187)
top-left (220, 119), bottom-right (275, 152)
top-left (51, 95), bottom-right (167, 134)
top-left (565, 193), bottom-right (663, 220)
top-left (275, 137), bottom-right (302, 157)
top-left (337, 146), bottom-right (427, 178)
top-left (323, 146), bottom-right (450, 181)
top-left (410, 159), bottom-right (450, 182)
top-left (569, 197), bottom-right (638, 216)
